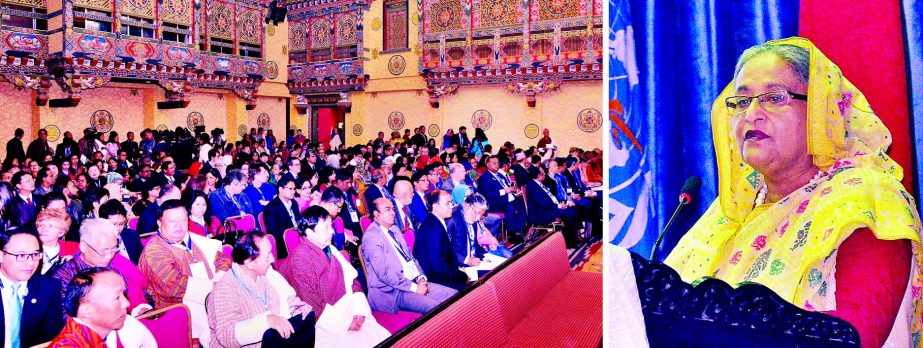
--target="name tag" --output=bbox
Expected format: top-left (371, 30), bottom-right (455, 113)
top-left (349, 211), bottom-right (359, 221)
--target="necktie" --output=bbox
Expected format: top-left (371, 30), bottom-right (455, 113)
top-left (402, 206), bottom-right (411, 230)
top-left (26, 197), bottom-right (32, 207)
top-left (11, 283), bottom-right (22, 348)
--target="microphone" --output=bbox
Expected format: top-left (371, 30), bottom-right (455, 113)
top-left (650, 176), bottom-right (701, 261)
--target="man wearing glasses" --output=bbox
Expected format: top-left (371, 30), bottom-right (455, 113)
top-left (412, 190), bottom-right (470, 291)
top-left (263, 177), bottom-right (302, 259)
top-left (49, 219), bottom-right (152, 318)
top-left (0, 228), bottom-right (65, 347)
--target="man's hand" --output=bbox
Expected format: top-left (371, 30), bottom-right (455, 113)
top-left (267, 314), bottom-right (295, 339)
top-left (348, 315), bottom-right (366, 332)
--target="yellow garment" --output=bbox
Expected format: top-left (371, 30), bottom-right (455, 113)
top-left (664, 37), bottom-right (923, 345)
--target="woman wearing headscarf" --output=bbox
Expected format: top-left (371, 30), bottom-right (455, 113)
top-left (665, 37), bottom-right (922, 347)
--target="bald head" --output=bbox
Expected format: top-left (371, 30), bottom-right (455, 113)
top-left (393, 180), bottom-right (413, 205)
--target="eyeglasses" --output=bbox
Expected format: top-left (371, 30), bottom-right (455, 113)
top-left (85, 240), bottom-right (121, 256)
top-left (725, 90), bottom-right (807, 115)
top-left (283, 185), bottom-right (296, 191)
top-left (2, 250), bottom-right (41, 262)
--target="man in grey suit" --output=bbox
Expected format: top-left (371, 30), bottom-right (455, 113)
top-left (361, 198), bottom-right (457, 314)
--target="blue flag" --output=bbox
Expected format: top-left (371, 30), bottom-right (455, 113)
top-left (608, 0), bottom-right (653, 255)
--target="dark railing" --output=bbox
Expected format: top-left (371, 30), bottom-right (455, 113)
top-left (630, 252), bottom-right (860, 347)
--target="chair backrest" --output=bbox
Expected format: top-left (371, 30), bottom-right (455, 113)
top-left (266, 234), bottom-right (278, 261)
top-left (227, 214), bottom-right (256, 232)
top-left (258, 212), bottom-right (266, 232)
top-left (222, 244), bottom-right (233, 260)
top-left (283, 228), bottom-right (300, 254)
top-left (137, 303), bottom-right (193, 347)
top-left (140, 232), bottom-right (155, 247)
top-left (128, 217), bottom-right (139, 230)
top-left (403, 228), bottom-right (415, 253)
top-left (360, 215), bottom-right (373, 233)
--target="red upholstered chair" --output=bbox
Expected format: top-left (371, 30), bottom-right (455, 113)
top-left (222, 244), bottom-right (233, 260)
top-left (283, 228), bottom-right (300, 254)
top-left (360, 215), bottom-right (373, 233)
top-left (137, 304), bottom-right (193, 347)
top-left (258, 212), bottom-right (266, 232)
top-left (227, 214), bottom-right (257, 232)
top-left (140, 232), bottom-right (155, 247)
top-left (403, 228), bottom-right (415, 253)
top-left (266, 234), bottom-right (278, 261)
top-left (357, 248), bottom-right (421, 333)
top-left (128, 217), bottom-right (139, 231)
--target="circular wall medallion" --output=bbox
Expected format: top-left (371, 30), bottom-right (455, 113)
top-left (265, 61), bottom-right (279, 80)
top-left (388, 55), bottom-right (406, 75)
top-left (44, 125), bottom-right (60, 142)
top-left (524, 124), bottom-right (540, 139)
top-left (577, 108), bottom-right (603, 132)
top-left (187, 111), bottom-right (204, 129)
top-left (427, 124), bottom-right (440, 137)
top-left (371, 18), bottom-right (382, 31)
top-left (90, 110), bottom-right (114, 133)
top-left (387, 111), bottom-right (405, 131)
top-left (257, 113), bottom-right (271, 128)
top-left (238, 124), bottom-right (248, 137)
top-left (486, 0), bottom-right (511, 22)
top-left (352, 124), bottom-right (363, 136)
top-left (435, 5), bottom-right (454, 28)
top-left (544, 0), bottom-right (571, 15)
top-left (471, 109), bottom-right (493, 130)
top-left (267, 25), bottom-right (275, 36)
top-left (156, 124), bottom-right (168, 132)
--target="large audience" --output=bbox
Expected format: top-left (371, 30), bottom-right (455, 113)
top-left (0, 124), bottom-right (602, 347)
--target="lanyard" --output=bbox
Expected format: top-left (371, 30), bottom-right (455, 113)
top-left (230, 267), bottom-right (269, 312)
top-left (379, 223), bottom-right (411, 262)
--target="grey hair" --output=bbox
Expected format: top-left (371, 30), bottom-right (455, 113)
top-left (733, 44), bottom-right (810, 85)
top-left (448, 163), bottom-right (465, 175)
top-left (464, 193), bottom-right (488, 209)
top-left (79, 218), bottom-right (118, 244)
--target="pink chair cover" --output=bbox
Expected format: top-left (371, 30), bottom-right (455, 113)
top-left (138, 304), bottom-right (192, 347)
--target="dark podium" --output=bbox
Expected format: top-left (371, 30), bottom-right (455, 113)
top-left (630, 252), bottom-right (860, 347)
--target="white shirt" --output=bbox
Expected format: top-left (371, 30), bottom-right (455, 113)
top-left (0, 271), bottom-right (27, 348)
top-left (41, 243), bottom-right (61, 274)
top-left (394, 200), bottom-right (410, 230)
top-left (281, 199), bottom-right (298, 227)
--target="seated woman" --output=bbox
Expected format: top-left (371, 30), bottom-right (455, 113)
top-left (183, 190), bottom-right (220, 237)
top-left (207, 230), bottom-right (315, 347)
top-left (276, 206), bottom-right (390, 347)
top-left (36, 208), bottom-right (79, 274)
top-left (664, 37), bottom-right (922, 347)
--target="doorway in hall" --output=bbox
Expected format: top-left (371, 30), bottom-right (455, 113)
top-left (312, 107), bottom-right (345, 150)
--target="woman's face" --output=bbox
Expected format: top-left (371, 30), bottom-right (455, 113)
top-left (309, 174), bottom-right (319, 187)
top-left (205, 173), bottom-right (217, 187)
top-left (61, 162), bottom-right (70, 171)
top-left (37, 219), bottom-right (67, 246)
top-left (29, 161), bottom-right (39, 173)
top-left (88, 166), bottom-right (100, 179)
top-left (191, 196), bottom-right (207, 217)
top-left (271, 164), bottom-right (281, 176)
top-left (732, 54), bottom-right (812, 177)
top-left (297, 181), bottom-right (311, 197)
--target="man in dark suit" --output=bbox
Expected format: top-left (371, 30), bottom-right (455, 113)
top-left (476, 155), bottom-right (526, 236)
top-left (410, 126), bottom-right (427, 148)
top-left (445, 193), bottom-right (489, 270)
top-left (120, 131), bottom-right (139, 162)
top-left (54, 132), bottom-right (80, 162)
top-left (525, 166), bottom-right (580, 248)
top-left (10, 172), bottom-right (37, 228)
top-left (412, 190), bottom-right (469, 291)
top-left (512, 153), bottom-right (531, 187)
top-left (4, 128), bottom-right (25, 166)
top-left (98, 199), bottom-right (144, 264)
top-left (137, 182), bottom-right (180, 234)
top-left (453, 126), bottom-right (471, 149)
top-left (264, 177), bottom-right (302, 258)
top-left (410, 171), bottom-right (430, 222)
top-left (0, 229), bottom-right (66, 347)
top-left (363, 168), bottom-right (391, 209)
top-left (25, 129), bottom-right (52, 163)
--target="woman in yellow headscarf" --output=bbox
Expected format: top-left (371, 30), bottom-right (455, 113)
top-left (665, 37), bottom-right (923, 347)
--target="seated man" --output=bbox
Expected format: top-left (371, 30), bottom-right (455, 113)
top-left (447, 193), bottom-right (512, 267)
top-left (49, 267), bottom-right (155, 348)
top-left (412, 190), bottom-right (470, 290)
top-left (209, 169), bottom-right (255, 221)
top-left (50, 218), bottom-right (151, 317)
top-left (136, 182), bottom-right (180, 234)
top-left (277, 206), bottom-right (390, 347)
top-left (207, 231), bottom-right (314, 347)
top-left (476, 155), bottom-right (527, 237)
top-left (0, 229), bottom-right (65, 347)
top-left (138, 199), bottom-right (232, 345)
top-left (525, 166), bottom-right (580, 248)
top-left (97, 199), bottom-right (144, 265)
top-left (263, 177), bottom-right (302, 258)
top-left (361, 198), bottom-right (457, 314)
top-left (362, 169), bottom-right (391, 208)
top-left (243, 163), bottom-right (277, 216)
top-left (409, 171), bottom-right (430, 223)
top-left (391, 179), bottom-right (420, 232)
